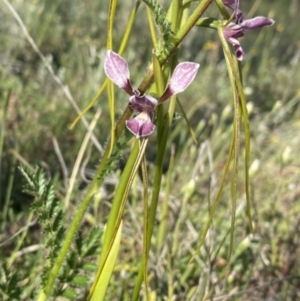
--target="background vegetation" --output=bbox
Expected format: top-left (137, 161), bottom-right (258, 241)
top-left (1, 0), bottom-right (300, 300)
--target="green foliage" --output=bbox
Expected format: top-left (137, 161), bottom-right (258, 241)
top-left (16, 166), bottom-right (103, 300)
top-left (1, 0), bottom-right (300, 300)
top-left (19, 166), bottom-right (65, 275)
top-left (0, 264), bottom-right (22, 300)
top-left (141, 0), bottom-right (173, 39)
top-left (53, 228), bottom-right (102, 299)
top-left (141, 0), bottom-right (176, 57)
top-left (98, 131), bottom-right (130, 182)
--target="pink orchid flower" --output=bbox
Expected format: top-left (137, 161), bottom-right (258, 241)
top-left (223, 17), bottom-right (274, 61)
top-left (104, 50), bottom-right (200, 138)
top-left (222, 0), bottom-right (275, 61)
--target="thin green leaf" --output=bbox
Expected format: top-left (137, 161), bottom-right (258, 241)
top-left (89, 138), bottom-right (148, 299)
top-left (141, 155), bottom-right (150, 301)
top-left (106, 0), bottom-right (118, 155)
top-left (146, 6), bottom-right (158, 47)
top-left (217, 26), bottom-right (253, 233)
top-left (157, 145), bottom-right (174, 249)
top-left (221, 36), bottom-right (241, 261)
top-left (89, 221), bottom-right (123, 301)
top-left (61, 288), bottom-right (77, 300)
top-left (70, 1), bottom-right (141, 129)
top-left (72, 275), bottom-right (90, 287)
top-left (190, 131), bottom-right (235, 262)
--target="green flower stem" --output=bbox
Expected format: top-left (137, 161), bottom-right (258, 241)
top-left (175, 0), bottom-right (213, 48)
top-left (146, 6), bottom-right (158, 47)
top-left (141, 155), bottom-right (150, 300)
top-left (138, 0), bottom-right (213, 94)
top-left (170, 0), bottom-right (181, 31)
top-left (220, 31), bottom-right (240, 260)
top-left (215, 0), bottom-right (231, 20)
top-left (0, 90), bottom-right (10, 215)
top-left (217, 27), bottom-right (253, 233)
top-left (107, 0), bottom-right (118, 155)
top-left (195, 17), bottom-right (220, 29)
top-left (157, 145), bottom-right (174, 249)
top-left (132, 117), bottom-right (171, 301)
top-left (132, 1), bottom-right (215, 295)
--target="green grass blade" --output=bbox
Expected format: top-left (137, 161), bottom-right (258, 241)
top-left (89, 221), bottom-right (123, 301)
top-left (70, 80), bottom-right (107, 130)
top-left (157, 146), bottom-right (174, 249)
top-left (89, 138), bottom-right (149, 299)
top-left (221, 38), bottom-right (241, 261)
top-left (141, 155), bottom-right (150, 301)
top-left (152, 52), bottom-right (166, 142)
top-left (0, 90), bottom-right (10, 207)
top-left (146, 6), bottom-right (158, 48)
top-left (106, 0), bottom-right (118, 156)
top-left (176, 97), bottom-right (198, 144)
top-left (2, 148), bottom-right (17, 230)
top-left (190, 133), bottom-right (235, 262)
top-left (217, 27), bottom-right (254, 233)
top-left (107, 79), bottom-right (115, 156)
top-left (70, 1), bottom-right (141, 130)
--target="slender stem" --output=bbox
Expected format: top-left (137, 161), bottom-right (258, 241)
top-left (141, 155), bottom-right (150, 300)
top-left (0, 90), bottom-right (10, 221)
top-left (218, 27), bottom-right (253, 232)
top-left (107, 0), bottom-right (119, 155)
top-left (157, 145), bottom-right (174, 248)
top-left (138, 0), bottom-right (213, 94)
top-left (173, 0), bottom-right (213, 49)
top-left (170, 0), bottom-right (181, 31)
top-left (131, 116), bottom-right (171, 301)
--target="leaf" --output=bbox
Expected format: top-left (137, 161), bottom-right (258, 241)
top-left (19, 165), bottom-right (35, 189)
top-left (88, 221), bottom-right (123, 301)
top-left (82, 227), bottom-right (102, 257)
top-left (52, 210), bottom-right (64, 232)
top-left (176, 97), bottom-right (198, 144)
top-left (72, 275), bottom-right (90, 287)
top-left (82, 262), bottom-right (98, 273)
top-left (61, 287), bottom-right (78, 300)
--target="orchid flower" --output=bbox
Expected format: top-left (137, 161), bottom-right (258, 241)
top-left (223, 17), bottom-right (275, 61)
top-left (222, 0), bottom-right (274, 60)
top-left (104, 50), bottom-right (200, 138)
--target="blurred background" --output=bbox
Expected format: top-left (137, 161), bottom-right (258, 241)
top-left (0, 0), bottom-right (300, 300)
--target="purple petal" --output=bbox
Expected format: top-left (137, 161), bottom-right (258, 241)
top-left (104, 50), bottom-right (133, 95)
top-left (223, 0), bottom-right (238, 8)
top-left (223, 0), bottom-right (243, 23)
top-left (230, 38), bottom-right (244, 61)
top-left (240, 16), bottom-right (275, 31)
top-left (129, 93), bottom-right (158, 113)
top-left (223, 23), bottom-right (244, 39)
top-left (159, 62), bottom-right (200, 102)
top-left (126, 112), bottom-right (156, 138)
top-left (225, 36), bottom-right (244, 61)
